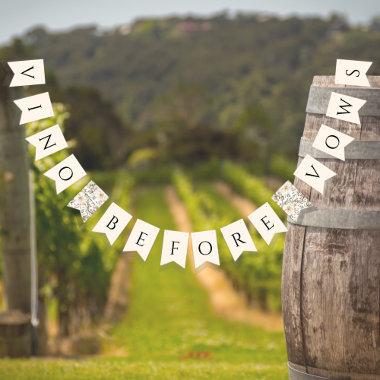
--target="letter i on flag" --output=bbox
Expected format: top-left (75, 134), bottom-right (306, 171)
top-left (92, 202), bottom-right (132, 245)
top-left (14, 92), bottom-right (54, 125)
top-left (248, 203), bottom-right (287, 245)
top-left (8, 59), bottom-right (46, 87)
top-left (220, 219), bottom-right (256, 261)
top-left (123, 219), bottom-right (159, 261)
top-left (161, 230), bottom-right (189, 268)
top-left (191, 230), bottom-right (219, 269)
top-left (26, 124), bottom-right (68, 160)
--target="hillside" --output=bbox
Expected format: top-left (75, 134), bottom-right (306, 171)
top-left (12, 14), bottom-right (380, 162)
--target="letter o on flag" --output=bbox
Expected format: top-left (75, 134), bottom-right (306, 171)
top-left (325, 134), bottom-right (340, 149)
top-left (58, 166), bottom-right (74, 181)
top-left (198, 241), bottom-right (212, 255)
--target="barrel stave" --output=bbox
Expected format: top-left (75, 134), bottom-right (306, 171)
top-left (282, 75), bottom-right (380, 378)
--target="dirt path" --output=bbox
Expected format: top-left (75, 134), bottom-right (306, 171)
top-left (214, 181), bottom-right (255, 215)
top-left (104, 255), bottom-right (132, 323)
top-left (165, 186), bottom-right (283, 331)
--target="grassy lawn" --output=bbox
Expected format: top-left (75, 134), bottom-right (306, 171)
top-left (0, 186), bottom-right (287, 380)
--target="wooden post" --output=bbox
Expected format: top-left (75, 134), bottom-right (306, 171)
top-left (0, 63), bottom-right (32, 356)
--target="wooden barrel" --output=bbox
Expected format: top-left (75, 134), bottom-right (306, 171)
top-left (282, 76), bottom-right (380, 380)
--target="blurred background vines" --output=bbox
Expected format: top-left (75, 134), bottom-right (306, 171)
top-left (28, 107), bottom-right (122, 343)
top-left (0, 10), bottom-right (379, 362)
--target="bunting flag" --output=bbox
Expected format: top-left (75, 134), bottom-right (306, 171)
top-left (67, 181), bottom-right (109, 222)
top-left (26, 124), bottom-right (68, 160)
top-left (92, 202), bottom-right (132, 245)
top-left (10, 56), bottom-right (373, 270)
top-left (14, 92), bottom-right (54, 125)
top-left (220, 219), bottom-right (256, 261)
top-left (272, 181), bottom-right (312, 222)
top-left (326, 92), bottom-right (366, 125)
top-left (191, 230), bottom-right (219, 269)
top-left (248, 203), bottom-right (287, 245)
top-left (160, 230), bottom-right (189, 268)
top-left (335, 59), bottom-right (372, 87)
top-left (8, 59), bottom-right (46, 87)
top-left (312, 124), bottom-right (354, 161)
top-left (294, 154), bottom-right (336, 194)
top-left (123, 219), bottom-right (159, 261)
top-left (43, 154), bottom-right (87, 194)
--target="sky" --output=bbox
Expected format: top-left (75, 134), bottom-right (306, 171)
top-left (1, 0), bottom-right (379, 43)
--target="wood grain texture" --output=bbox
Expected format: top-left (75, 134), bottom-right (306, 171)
top-left (282, 76), bottom-right (380, 379)
top-left (0, 311), bottom-right (31, 357)
top-left (0, 65), bottom-right (31, 313)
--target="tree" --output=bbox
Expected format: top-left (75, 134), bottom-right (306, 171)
top-left (0, 57), bottom-right (32, 356)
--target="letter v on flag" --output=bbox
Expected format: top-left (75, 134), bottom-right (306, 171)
top-left (8, 59), bottom-right (46, 87)
top-left (294, 154), bottom-right (336, 194)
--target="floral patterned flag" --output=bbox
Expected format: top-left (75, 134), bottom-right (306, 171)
top-left (67, 180), bottom-right (109, 222)
top-left (272, 181), bottom-right (312, 222)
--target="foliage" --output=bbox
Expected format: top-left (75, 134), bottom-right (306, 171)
top-left (221, 161), bottom-right (283, 215)
top-left (269, 154), bottom-right (296, 181)
top-left (0, 188), bottom-right (287, 379)
top-left (4, 14), bottom-right (380, 171)
top-left (56, 86), bottom-right (129, 170)
top-left (15, 14), bottom-right (380, 167)
top-left (173, 169), bottom-right (284, 311)
top-left (27, 106), bottom-right (124, 336)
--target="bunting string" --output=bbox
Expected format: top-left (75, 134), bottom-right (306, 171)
top-left (7, 57), bottom-right (372, 269)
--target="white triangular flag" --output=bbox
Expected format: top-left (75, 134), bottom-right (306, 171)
top-left (92, 202), bottom-right (132, 245)
top-left (14, 92), bottom-right (54, 125)
top-left (220, 219), bottom-right (256, 261)
top-left (123, 219), bottom-right (159, 261)
top-left (67, 181), bottom-right (108, 222)
top-left (191, 230), bottom-right (219, 269)
top-left (248, 203), bottom-right (287, 245)
top-left (294, 154), bottom-right (336, 194)
top-left (161, 230), bottom-right (189, 268)
top-left (272, 181), bottom-right (312, 222)
top-left (312, 124), bottom-right (354, 161)
top-left (8, 59), bottom-right (46, 87)
top-left (326, 92), bottom-right (366, 125)
top-left (43, 154), bottom-right (86, 194)
top-left (26, 124), bottom-right (68, 160)
top-left (335, 59), bottom-right (372, 87)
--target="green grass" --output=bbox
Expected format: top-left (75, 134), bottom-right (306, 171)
top-left (173, 171), bottom-right (284, 311)
top-left (0, 186), bottom-right (287, 379)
